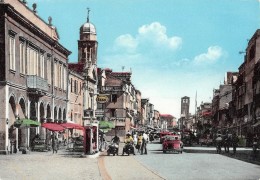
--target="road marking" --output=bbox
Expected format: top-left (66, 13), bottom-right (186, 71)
top-left (98, 155), bottom-right (112, 180)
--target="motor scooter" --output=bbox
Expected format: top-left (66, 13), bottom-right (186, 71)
top-left (107, 142), bottom-right (119, 156)
top-left (122, 142), bottom-right (135, 156)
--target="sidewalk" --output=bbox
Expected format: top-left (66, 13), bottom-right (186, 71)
top-left (0, 149), bottom-right (102, 180)
top-left (183, 145), bottom-right (260, 165)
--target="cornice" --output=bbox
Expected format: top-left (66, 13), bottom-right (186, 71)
top-left (5, 4), bottom-right (71, 56)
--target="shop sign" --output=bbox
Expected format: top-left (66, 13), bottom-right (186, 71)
top-left (96, 95), bottom-right (109, 104)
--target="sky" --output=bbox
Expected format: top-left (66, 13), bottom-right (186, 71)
top-left (27, 0), bottom-right (260, 119)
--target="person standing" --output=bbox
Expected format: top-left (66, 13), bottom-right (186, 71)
top-left (223, 130), bottom-right (230, 153)
top-left (141, 131), bottom-right (148, 155)
top-left (133, 132), bottom-right (138, 147)
top-left (136, 132), bottom-right (143, 153)
top-left (51, 134), bottom-right (58, 154)
top-left (231, 132), bottom-right (239, 154)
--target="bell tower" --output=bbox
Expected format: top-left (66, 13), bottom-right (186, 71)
top-left (78, 8), bottom-right (98, 68)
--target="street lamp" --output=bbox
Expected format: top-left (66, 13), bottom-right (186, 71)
top-left (114, 109), bottom-right (117, 136)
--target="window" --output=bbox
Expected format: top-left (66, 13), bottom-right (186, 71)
top-left (47, 56), bottom-right (52, 85)
top-left (63, 67), bottom-right (67, 91)
top-left (74, 80), bottom-right (77, 94)
top-left (111, 109), bottom-right (117, 117)
top-left (19, 42), bottom-right (26, 74)
top-left (27, 46), bottom-right (38, 75)
top-left (54, 61), bottom-right (58, 87)
top-left (71, 78), bottom-right (73, 92)
top-left (249, 44), bottom-right (255, 61)
top-left (60, 64), bottom-right (63, 89)
top-left (111, 94), bottom-right (117, 103)
top-left (58, 63), bottom-right (62, 88)
top-left (40, 54), bottom-right (44, 78)
top-left (9, 36), bottom-right (15, 70)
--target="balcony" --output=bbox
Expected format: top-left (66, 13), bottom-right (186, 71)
top-left (101, 86), bottom-right (123, 92)
top-left (27, 75), bottom-right (48, 96)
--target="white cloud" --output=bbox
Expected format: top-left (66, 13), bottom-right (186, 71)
top-left (113, 22), bottom-right (182, 53)
top-left (114, 34), bottom-right (138, 53)
top-left (193, 46), bottom-right (223, 64)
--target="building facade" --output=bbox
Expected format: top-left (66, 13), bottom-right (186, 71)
top-left (0, 0), bottom-right (70, 154)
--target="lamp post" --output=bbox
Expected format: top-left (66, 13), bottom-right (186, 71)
top-left (180, 114), bottom-right (185, 132)
top-left (115, 109), bottom-right (117, 136)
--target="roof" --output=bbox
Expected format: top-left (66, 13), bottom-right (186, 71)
top-left (5, 0), bottom-right (59, 41)
top-left (160, 114), bottom-right (174, 118)
top-left (105, 75), bottom-right (123, 86)
top-left (80, 22), bottom-right (96, 35)
top-left (68, 63), bottom-right (84, 73)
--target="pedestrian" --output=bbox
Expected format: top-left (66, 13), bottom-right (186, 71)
top-left (231, 132), bottom-right (239, 155)
top-left (215, 134), bottom-right (222, 154)
top-left (51, 134), bottom-right (58, 154)
top-left (136, 132), bottom-right (143, 153)
top-left (223, 130), bottom-right (230, 153)
top-left (141, 131), bottom-right (148, 155)
top-left (133, 132), bottom-right (138, 147)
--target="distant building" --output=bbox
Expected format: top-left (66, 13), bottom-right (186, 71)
top-left (160, 114), bottom-right (176, 130)
top-left (181, 96), bottom-right (190, 119)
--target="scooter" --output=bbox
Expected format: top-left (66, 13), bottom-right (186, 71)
top-left (107, 142), bottom-right (119, 156)
top-left (122, 142), bottom-right (135, 156)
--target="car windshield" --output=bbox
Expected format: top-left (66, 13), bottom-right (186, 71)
top-left (165, 136), bottom-right (178, 141)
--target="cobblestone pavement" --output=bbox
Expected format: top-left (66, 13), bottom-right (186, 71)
top-left (99, 143), bottom-right (164, 180)
top-left (0, 150), bottom-right (102, 180)
top-left (0, 143), bottom-right (163, 180)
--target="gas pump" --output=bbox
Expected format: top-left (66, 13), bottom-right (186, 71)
top-left (83, 123), bottom-right (99, 155)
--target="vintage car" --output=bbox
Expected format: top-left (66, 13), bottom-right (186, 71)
top-left (162, 135), bottom-right (183, 154)
top-left (160, 131), bottom-right (175, 143)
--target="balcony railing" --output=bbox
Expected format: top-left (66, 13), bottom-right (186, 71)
top-left (101, 86), bottom-right (123, 92)
top-left (27, 75), bottom-right (48, 95)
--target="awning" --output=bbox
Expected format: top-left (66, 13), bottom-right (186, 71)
top-left (60, 122), bottom-right (84, 130)
top-left (253, 121), bottom-right (260, 128)
top-left (14, 118), bottom-right (40, 128)
top-left (99, 121), bottom-right (114, 129)
top-left (41, 123), bottom-right (65, 132)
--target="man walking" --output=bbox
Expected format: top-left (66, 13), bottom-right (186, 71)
top-left (231, 132), bottom-right (239, 155)
top-left (141, 131), bottom-right (148, 155)
top-left (51, 134), bottom-right (58, 154)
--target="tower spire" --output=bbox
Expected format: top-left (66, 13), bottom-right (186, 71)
top-left (87, 7), bottom-right (90, 22)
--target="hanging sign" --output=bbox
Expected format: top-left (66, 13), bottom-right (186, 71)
top-left (96, 95), bottom-right (109, 104)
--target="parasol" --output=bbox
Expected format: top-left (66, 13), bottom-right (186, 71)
top-left (41, 122), bottom-right (65, 132)
top-left (60, 122), bottom-right (84, 130)
top-left (99, 121), bottom-right (115, 129)
top-left (14, 118), bottom-right (40, 128)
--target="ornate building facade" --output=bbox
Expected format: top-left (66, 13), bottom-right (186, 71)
top-left (0, 0), bottom-right (70, 154)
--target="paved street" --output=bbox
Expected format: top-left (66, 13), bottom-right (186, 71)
top-left (0, 151), bottom-right (102, 180)
top-left (1, 143), bottom-right (260, 180)
top-left (134, 143), bottom-right (260, 180)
